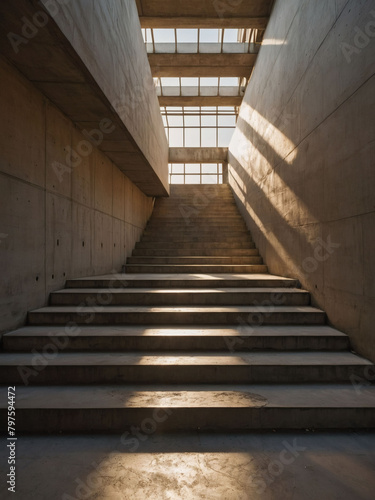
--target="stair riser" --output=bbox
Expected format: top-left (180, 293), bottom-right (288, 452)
top-left (1, 365), bottom-right (369, 385)
top-left (127, 257), bottom-right (263, 265)
top-left (142, 233), bottom-right (251, 240)
top-left (153, 211), bottom-right (241, 217)
top-left (132, 249), bottom-right (259, 257)
top-left (153, 208), bottom-right (240, 214)
top-left (28, 311), bottom-right (326, 326)
top-left (126, 265), bottom-right (268, 273)
top-left (65, 279), bottom-right (299, 289)
top-left (50, 292), bottom-right (309, 307)
top-left (5, 408), bottom-right (373, 432)
top-left (140, 236), bottom-right (253, 243)
top-left (146, 223), bottom-right (247, 229)
top-left (146, 219), bottom-right (245, 225)
top-left (2, 336), bottom-right (350, 352)
top-left (135, 242), bottom-right (256, 249)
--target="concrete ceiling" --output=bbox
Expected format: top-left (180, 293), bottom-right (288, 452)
top-left (136, 0), bottom-right (274, 19)
top-left (150, 53), bottom-right (257, 78)
top-left (138, 0), bottom-right (274, 108)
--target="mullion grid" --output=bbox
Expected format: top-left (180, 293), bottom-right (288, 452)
top-left (169, 163), bottom-right (223, 185)
top-left (146, 28), bottom-right (256, 55)
top-left (162, 106), bottom-right (237, 151)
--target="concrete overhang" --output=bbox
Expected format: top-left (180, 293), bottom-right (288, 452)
top-left (136, 0), bottom-right (274, 23)
top-left (0, 0), bottom-right (169, 197)
top-left (139, 17), bottom-right (269, 29)
top-left (149, 53), bottom-right (257, 78)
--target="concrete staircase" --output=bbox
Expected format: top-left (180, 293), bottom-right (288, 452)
top-left (1, 184), bottom-right (374, 432)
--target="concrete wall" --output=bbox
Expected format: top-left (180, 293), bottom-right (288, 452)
top-left (228, 0), bottom-right (375, 360)
top-left (0, 57), bottom-right (154, 334)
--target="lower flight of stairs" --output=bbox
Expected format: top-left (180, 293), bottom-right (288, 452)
top-left (1, 184), bottom-right (374, 433)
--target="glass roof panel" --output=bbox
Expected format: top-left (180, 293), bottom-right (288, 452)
top-left (168, 115), bottom-right (184, 127)
top-left (220, 77), bottom-right (240, 87)
top-left (184, 115), bottom-right (200, 127)
top-left (223, 29), bottom-right (239, 43)
top-left (153, 29), bottom-right (175, 43)
top-left (200, 78), bottom-right (219, 87)
top-left (177, 29), bottom-right (198, 43)
top-left (181, 78), bottom-right (199, 87)
top-left (161, 77), bottom-right (180, 87)
top-left (199, 29), bottom-right (221, 43)
top-left (201, 115), bottom-right (217, 126)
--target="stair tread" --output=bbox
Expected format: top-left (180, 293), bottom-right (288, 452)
top-left (68, 273), bottom-right (293, 282)
top-left (3, 325), bottom-right (349, 338)
top-left (51, 287), bottom-right (308, 294)
top-left (0, 351), bottom-right (368, 366)
top-left (1, 384), bottom-right (375, 409)
top-left (31, 305), bottom-right (324, 314)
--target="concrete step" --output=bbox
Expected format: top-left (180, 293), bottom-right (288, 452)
top-left (147, 217), bottom-right (246, 225)
top-left (65, 274), bottom-right (299, 289)
top-left (153, 210), bottom-right (241, 216)
top-left (135, 241), bottom-right (256, 250)
top-left (28, 305), bottom-right (326, 326)
top-left (2, 326), bottom-right (350, 352)
top-left (2, 384), bottom-right (374, 432)
top-left (0, 351), bottom-right (370, 385)
top-left (125, 264), bottom-right (268, 273)
top-left (147, 219), bottom-right (246, 226)
top-left (127, 257), bottom-right (263, 265)
top-left (152, 214), bottom-right (241, 220)
top-left (132, 248), bottom-right (259, 257)
top-left (143, 229), bottom-right (251, 237)
top-left (140, 235), bottom-right (253, 244)
top-left (144, 226), bottom-right (248, 234)
top-left (152, 207), bottom-right (240, 213)
top-left (49, 288), bottom-right (309, 307)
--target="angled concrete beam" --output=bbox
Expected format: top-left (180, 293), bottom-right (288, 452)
top-left (140, 17), bottom-right (269, 29)
top-left (159, 96), bottom-right (243, 106)
top-left (169, 148), bottom-right (228, 163)
top-left (149, 53), bottom-right (257, 68)
top-left (153, 66), bottom-right (253, 78)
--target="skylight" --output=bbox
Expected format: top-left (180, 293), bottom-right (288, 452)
top-left (142, 28), bottom-right (261, 54)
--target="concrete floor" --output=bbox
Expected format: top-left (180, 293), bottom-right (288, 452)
top-left (1, 432), bottom-right (374, 499)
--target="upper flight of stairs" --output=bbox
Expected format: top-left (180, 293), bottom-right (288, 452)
top-left (1, 184), bottom-right (374, 433)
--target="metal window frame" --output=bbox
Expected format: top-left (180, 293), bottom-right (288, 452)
top-left (169, 163), bottom-right (223, 185)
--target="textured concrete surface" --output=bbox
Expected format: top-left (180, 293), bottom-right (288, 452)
top-left (0, 58), bottom-right (154, 335)
top-left (1, 432), bottom-right (375, 499)
top-left (2, 325), bottom-right (350, 353)
top-left (2, 384), bottom-right (375, 409)
top-left (228, 0), bottom-right (375, 362)
top-left (169, 147), bottom-right (228, 163)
